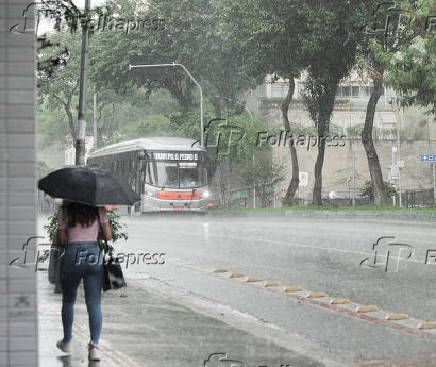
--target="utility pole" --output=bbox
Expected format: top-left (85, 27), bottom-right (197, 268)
top-left (349, 102), bottom-right (355, 206)
top-left (76, 0), bottom-right (91, 165)
top-left (433, 163), bottom-right (436, 204)
top-left (396, 104), bottom-right (402, 207)
top-left (93, 88), bottom-right (97, 149)
top-left (252, 153), bottom-right (256, 209)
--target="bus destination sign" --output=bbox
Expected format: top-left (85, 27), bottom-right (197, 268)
top-left (152, 152), bottom-right (199, 161)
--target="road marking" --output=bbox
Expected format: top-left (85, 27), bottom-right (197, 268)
top-left (166, 261), bottom-right (435, 339)
top-left (418, 321), bottom-right (436, 329)
top-left (330, 298), bottom-right (351, 304)
top-left (246, 277), bottom-right (263, 282)
top-left (356, 305), bottom-right (379, 313)
top-left (264, 281), bottom-right (282, 287)
top-left (229, 273), bottom-right (246, 278)
top-left (386, 313), bottom-right (408, 320)
top-left (214, 268), bottom-right (229, 273)
top-left (284, 286), bottom-right (304, 292)
top-left (306, 291), bottom-right (328, 298)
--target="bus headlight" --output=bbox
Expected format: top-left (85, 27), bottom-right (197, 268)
top-left (146, 190), bottom-right (153, 197)
top-left (202, 190), bottom-right (209, 199)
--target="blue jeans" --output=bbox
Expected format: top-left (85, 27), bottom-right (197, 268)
top-left (61, 241), bottom-right (103, 347)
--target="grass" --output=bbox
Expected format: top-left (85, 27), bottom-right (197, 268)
top-left (213, 205), bottom-right (436, 213)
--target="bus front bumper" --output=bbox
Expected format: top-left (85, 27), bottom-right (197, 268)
top-left (141, 195), bottom-right (208, 213)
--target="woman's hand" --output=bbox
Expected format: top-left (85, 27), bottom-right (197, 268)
top-left (100, 222), bottom-right (112, 241)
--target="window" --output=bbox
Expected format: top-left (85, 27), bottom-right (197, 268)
top-left (341, 86), bottom-right (351, 97)
top-left (352, 86), bottom-right (359, 98)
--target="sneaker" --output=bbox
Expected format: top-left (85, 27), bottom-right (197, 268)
top-left (88, 345), bottom-right (101, 361)
top-left (56, 339), bottom-right (71, 353)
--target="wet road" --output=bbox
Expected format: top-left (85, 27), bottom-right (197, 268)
top-left (112, 214), bottom-right (436, 366)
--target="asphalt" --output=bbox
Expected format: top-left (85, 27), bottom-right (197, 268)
top-left (37, 213), bottom-right (436, 367)
top-left (38, 271), bottom-right (324, 367)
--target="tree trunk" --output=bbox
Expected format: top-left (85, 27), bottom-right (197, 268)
top-left (312, 117), bottom-right (327, 205)
top-left (362, 77), bottom-right (386, 205)
top-left (312, 89), bottom-right (337, 206)
top-left (281, 77), bottom-right (300, 206)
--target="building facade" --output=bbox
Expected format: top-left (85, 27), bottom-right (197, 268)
top-left (1, 1), bottom-right (38, 366)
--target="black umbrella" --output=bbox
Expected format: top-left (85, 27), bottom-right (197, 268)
top-left (38, 166), bottom-right (140, 206)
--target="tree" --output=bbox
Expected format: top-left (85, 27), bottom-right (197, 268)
top-left (222, 0), bottom-right (306, 205)
top-left (89, 0), bottom-right (260, 117)
top-left (360, 180), bottom-right (398, 203)
top-left (37, 31), bottom-right (81, 146)
top-left (300, 0), bottom-right (372, 205)
top-left (385, 0), bottom-right (436, 116)
top-left (241, 154), bottom-right (285, 208)
top-left (356, 0), bottom-right (420, 205)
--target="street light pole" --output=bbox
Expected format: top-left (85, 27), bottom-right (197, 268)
top-left (396, 103), bottom-right (402, 207)
top-left (129, 62), bottom-right (204, 146)
top-left (349, 102), bottom-right (355, 206)
top-left (93, 87), bottom-right (97, 149)
top-left (76, 0), bottom-right (90, 165)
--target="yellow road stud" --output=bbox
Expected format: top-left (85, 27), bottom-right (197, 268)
top-left (264, 281), bottom-right (282, 287)
top-left (330, 298), bottom-right (351, 304)
top-left (386, 314), bottom-right (408, 321)
top-left (213, 268), bottom-right (229, 273)
top-left (418, 321), bottom-right (436, 329)
top-left (246, 277), bottom-right (263, 282)
top-left (284, 286), bottom-right (303, 293)
top-left (356, 305), bottom-right (379, 313)
top-left (306, 292), bottom-right (328, 298)
top-left (229, 273), bottom-right (246, 278)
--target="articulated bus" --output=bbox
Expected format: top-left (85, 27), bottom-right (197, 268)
top-left (87, 137), bottom-right (210, 213)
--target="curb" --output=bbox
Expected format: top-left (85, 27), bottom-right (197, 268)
top-left (209, 209), bottom-right (436, 221)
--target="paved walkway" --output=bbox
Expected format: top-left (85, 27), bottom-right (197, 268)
top-left (38, 271), bottom-right (324, 367)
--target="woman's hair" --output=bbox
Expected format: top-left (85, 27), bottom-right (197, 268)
top-left (62, 202), bottom-right (99, 228)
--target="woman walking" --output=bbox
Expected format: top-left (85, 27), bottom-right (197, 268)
top-left (55, 201), bottom-right (112, 361)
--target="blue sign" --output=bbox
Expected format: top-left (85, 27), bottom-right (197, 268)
top-left (421, 154), bottom-right (436, 162)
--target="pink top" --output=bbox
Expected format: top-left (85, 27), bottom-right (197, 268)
top-left (57, 207), bottom-right (109, 242)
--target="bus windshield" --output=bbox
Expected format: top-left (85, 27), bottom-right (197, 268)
top-left (146, 162), bottom-right (207, 189)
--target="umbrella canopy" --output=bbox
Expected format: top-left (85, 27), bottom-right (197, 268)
top-left (38, 166), bottom-right (140, 206)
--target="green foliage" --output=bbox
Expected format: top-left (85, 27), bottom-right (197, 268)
top-left (359, 180), bottom-right (398, 201)
top-left (106, 209), bottom-right (129, 242)
top-left (241, 154), bottom-right (285, 207)
top-left (384, 0), bottom-right (436, 116)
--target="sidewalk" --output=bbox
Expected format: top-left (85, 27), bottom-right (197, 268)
top-left (38, 272), bottom-right (324, 367)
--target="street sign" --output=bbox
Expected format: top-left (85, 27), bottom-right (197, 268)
top-left (299, 172), bottom-right (308, 187)
top-left (420, 154), bottom-right (436, 162)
